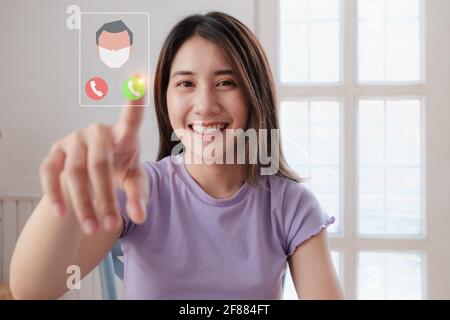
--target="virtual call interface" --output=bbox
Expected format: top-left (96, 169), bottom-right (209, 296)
top-left (76, 11), bottom-right (149, 106)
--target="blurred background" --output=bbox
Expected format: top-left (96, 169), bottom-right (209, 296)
top-left (0, 0), bottom-right (449, 300)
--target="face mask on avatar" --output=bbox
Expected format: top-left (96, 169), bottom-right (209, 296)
top-left (98, 46), bottom-right (130, 68)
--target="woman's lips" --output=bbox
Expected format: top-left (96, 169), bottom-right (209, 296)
top-left (187, 123), bottom-right (229, 142)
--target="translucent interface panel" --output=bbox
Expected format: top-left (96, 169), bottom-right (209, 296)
top-left (358, 251), bottom-right (424, 299)
top-left (280, 100), bottom-right (340, 234)
top-left (280, 0), bottom-right (341, 83)
top-left (284, 251), bottom-right (342, 299)
top-left (358, 100), bottom-right (422, 236)
top-left (358, 0), bottom-right (423, 82)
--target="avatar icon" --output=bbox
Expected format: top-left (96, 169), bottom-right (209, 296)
top-left (96, 20), bottom-right (133, 68)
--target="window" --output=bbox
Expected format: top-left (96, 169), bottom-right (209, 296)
top-left (357, 0), bottom-right (423, 83)
top-left (280, 100), bottom-right (341, 234)
top-left (358, 99), bottom-right (423, 236)
top-left (279, 0), bottom-right (341, 83)
top-left (358, 251), bottom-right (424, 299)
top-left (258, 0), bottom-right (450, 299)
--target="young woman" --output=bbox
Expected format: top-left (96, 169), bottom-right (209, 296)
top-left (10, 12), bottom-right (345, 300)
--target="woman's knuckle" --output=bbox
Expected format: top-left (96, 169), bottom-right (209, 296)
top-left (92, 158), bottom-right (108, 170)
top-left (88, 123), bottom-right (108, 136)
top-left (40, 158), bottom-right (55, 175)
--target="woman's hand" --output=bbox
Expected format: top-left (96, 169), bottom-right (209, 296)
top-left (39, 98), bottom-right (149, 235)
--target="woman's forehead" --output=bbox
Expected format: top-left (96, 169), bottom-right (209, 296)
top-left (170, 36), bottom-right (233, 74)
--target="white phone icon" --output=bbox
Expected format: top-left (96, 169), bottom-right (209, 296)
top-left (90, 80), bottom-right (104, 97)
top-left (128, 80), bottom-right (141, 97)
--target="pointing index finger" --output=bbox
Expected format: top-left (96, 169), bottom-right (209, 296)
top-left (114, 73), bottom-right (147, 141)
top-left (120, 96), bottom-right (145, 130)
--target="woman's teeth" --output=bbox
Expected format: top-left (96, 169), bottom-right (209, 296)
top-left (191, 123), bottom-right (228, 134)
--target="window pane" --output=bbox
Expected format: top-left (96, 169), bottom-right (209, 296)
top-left (284, 251), bottom-right (342, 299)
top-left (358, 251), bottom-right (424, 299)
top-left (358, 99), bottom-right (423, 236)
top-left (358, 0), bottom-right (422, 82)
top-left (280, 0), bottom-right (341, 83)
top-left (280, 100), bottom-right (341, 234)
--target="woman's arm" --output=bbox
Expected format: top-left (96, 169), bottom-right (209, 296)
top-left (287, 229), bottom-right (345, 299)
top-left (9, 172), bottom-right (123, 300)
top-left (10, 102), bottom-right (147, 299)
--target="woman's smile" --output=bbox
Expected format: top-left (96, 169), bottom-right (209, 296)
top-left (187, 121), bottom-right (230, 142)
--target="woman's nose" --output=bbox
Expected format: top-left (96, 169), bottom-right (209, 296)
top-left (192, 87), bottom-right (221, 115)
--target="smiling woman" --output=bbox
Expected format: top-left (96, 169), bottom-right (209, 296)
top-left (168, 37), bottom-right (244, 154)
top-left (116, 11), bottom-right (344, 299)
top-left (9, 11), bottom-right (344, 300)
top-left (153, 12), bottom-right (300, 187)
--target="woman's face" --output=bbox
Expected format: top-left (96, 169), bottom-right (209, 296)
top-left (167, 36), bottom-right (249, 163)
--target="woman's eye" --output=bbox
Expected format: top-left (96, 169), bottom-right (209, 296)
top-left (178, 81), bottom-right (194, 88)
top-left (217, 80), bottom-right (236, 87)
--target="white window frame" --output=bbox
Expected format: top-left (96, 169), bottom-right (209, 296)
top-left (355, 95), bottom-right (427, 240)
top-left (355, 249), bottom-right (428, 300)
top-left (355, 0), bottom-right (427, 85)
top-left (277, 0), bottom-right (345, 85)
top-left (256, 0), bottom-right (450, 299)
top-left (280, 97), bottom-right (344, 236)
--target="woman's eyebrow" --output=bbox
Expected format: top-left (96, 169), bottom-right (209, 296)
top-left (171, 69), bottom-right (234, 78)
top-left (214, 69), bottom-right (234, 76)
top-left (171, 70), bottom-right (194, 78)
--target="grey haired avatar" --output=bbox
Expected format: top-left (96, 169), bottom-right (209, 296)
top-left (96, 20), bottom-right (133, 68)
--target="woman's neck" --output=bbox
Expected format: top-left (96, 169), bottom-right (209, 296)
top-left (184, 160), bottom-right (246, 199)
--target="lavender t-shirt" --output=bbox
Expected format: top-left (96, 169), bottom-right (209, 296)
top-left (115, 155), bottom-right (334, 299)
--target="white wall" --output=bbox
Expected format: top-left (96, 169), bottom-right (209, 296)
top-left (0, 0), bottom-right (256, 298)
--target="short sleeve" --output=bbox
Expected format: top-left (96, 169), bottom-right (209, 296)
top-left (282, 183), bottom-right (335, 256)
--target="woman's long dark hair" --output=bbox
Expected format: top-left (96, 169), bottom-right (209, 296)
top-left (153, 11), bottom-right (303, 186)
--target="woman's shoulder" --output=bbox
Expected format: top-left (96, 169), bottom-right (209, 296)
top-left (263, 174), bottom-right (325, 218)
top-left (265, 174), bottom-right (334, 255)
top-left (142, 155), bottom-right (177, 179)
top-left (264, 174), bottom-right (312, 200)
